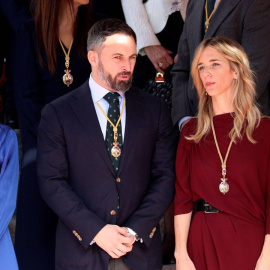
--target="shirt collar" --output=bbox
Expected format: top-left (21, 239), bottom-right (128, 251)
top-left (89, 74), bottom-right (125, 103)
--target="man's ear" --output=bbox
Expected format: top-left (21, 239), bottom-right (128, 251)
top-left (87, 50), bottom-right (99, 67)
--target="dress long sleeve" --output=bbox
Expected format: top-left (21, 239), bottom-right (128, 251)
top-left (174, 119), bottom-right (195, 215)
top-left (121, 0), bottom-right (160, 54)
top-left (0, 126), bottom-right (19, 239)
top-left (265, 133), bottom-right (270, 235)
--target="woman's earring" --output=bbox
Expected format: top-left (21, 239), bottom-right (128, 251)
top-left (205, 91), bottom-right (208, 96)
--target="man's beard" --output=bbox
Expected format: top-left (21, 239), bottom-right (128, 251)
top-left (98, 61), bottom-right (132, 92)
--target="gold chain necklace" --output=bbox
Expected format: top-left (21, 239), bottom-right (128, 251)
top-left (96, 98), bottom-right (126, 158)
top-left (205, 0), bottom-right (221, 32)
top-left (211, 118), bottom-right (235, 194)
top-left (59, 38), bottom-right (73, 87)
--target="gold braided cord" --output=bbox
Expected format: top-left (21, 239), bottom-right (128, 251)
top-left (210, 119), bottom-right (235, 169)
top-left (205, 0), bottom-right (221, 31)
top-left (59, 38), bottom-right (73, 62)
top-left (96, 98), bottom-right (126, 131)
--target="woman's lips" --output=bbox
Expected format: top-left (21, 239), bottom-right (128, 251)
top-left (205, 82), bottom-right (215, 87)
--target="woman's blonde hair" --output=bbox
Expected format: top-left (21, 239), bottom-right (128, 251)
top-left (188, 36), bottom-right (261, 143)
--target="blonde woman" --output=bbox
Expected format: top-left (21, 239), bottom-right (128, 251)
top-left (174, 36), bottom-right (270, 270)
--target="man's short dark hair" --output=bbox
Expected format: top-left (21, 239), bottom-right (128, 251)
top-left (87, 19), bottom-right (137, 52)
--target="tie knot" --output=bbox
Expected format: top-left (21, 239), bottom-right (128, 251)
top-left (103, 92), bottom-right (120, 104)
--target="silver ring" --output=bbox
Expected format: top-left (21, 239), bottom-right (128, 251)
top-left (158, 62), bottom-right (163, 68)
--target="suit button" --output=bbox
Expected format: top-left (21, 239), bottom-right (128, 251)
top-left (110, 210), bottom-right (116, 216)
top-left (116, 177), bottom-right (121, 183)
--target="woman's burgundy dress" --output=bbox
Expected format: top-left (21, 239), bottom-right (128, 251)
top-left (174, 113), bottom-right (270, 270)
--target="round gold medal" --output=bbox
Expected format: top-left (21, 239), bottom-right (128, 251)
top-left (219, 181), bottom-right (229, 194)
top-left (63, 73), bottom-right (73, 87)
top-left (111, 145), bottom-right (121, 158)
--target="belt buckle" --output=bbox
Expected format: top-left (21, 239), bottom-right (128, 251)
top-left (203, 203), bottom-right (219, 214)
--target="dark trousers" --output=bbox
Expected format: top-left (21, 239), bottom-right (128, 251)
top-left (108, 258), bottom-right (131, 270)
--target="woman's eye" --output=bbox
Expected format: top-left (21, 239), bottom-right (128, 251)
top-left (198, 66), bottom-right (204, 71)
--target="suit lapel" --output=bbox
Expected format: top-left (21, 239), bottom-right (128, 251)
top-left (70, 81), bottom-right (116, 176)
top-left (190, 0), bottom-right (205, 46)
top-left (118, 88), bottom-right (143, 175)
top-left (204, 0), bottom-right (241, 38)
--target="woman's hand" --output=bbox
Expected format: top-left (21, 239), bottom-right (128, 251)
top-left (175, 255), bottom-right (196, 270)
top-left (144, 45), bottom-right (174, 73)
top-left (174, 213), bottom-right (194, 270)
top-left (255, 235), bottom-right (270, 270)
top-left (255, 254), bottom-right (270, 270)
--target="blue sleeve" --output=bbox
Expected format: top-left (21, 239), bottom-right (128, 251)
top-left (0, 127), bottom-right (19, 239)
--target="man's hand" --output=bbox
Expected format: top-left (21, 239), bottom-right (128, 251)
top-left (94, 225), bottom-right (135, 258)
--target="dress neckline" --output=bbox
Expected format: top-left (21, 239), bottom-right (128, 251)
top-left (212, 113), bottom-right (234, 128)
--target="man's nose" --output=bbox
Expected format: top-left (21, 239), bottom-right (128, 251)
top-left (122, 59), bottom-right (132, 71)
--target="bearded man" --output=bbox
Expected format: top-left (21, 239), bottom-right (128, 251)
top-left (37, 19), bottom-right (176, 270)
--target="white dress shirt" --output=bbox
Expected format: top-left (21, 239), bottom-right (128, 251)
top-left (88, 75), bottom-right (142, 245)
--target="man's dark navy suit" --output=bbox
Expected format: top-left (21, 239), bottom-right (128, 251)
top-left (37, 80), bottom-right (176, 270)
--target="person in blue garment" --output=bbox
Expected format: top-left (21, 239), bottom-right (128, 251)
top-left (0, 125), bottom-right (19, 270)
top-left (13, 0), bottom-right (92, 269)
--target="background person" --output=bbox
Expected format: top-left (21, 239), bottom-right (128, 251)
top-left (121, 0), bottom-right (188, 89)
top-left (122, 3), bottom-right (188, 263)
top-left (171, 0), bottom-right (270, 130)
top-left (0, 125), bottom-right (19, 270)
top-left (174, 36), bottom-right (270, 270)
top-left (13, 0), bottom-right (92, 269)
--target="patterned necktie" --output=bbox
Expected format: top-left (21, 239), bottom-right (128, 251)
top-left (103, 92), bottom-right (123, 172)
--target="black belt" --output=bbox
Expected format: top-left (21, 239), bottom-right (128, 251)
top-left (196, 199), bottom-right (221, 213)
